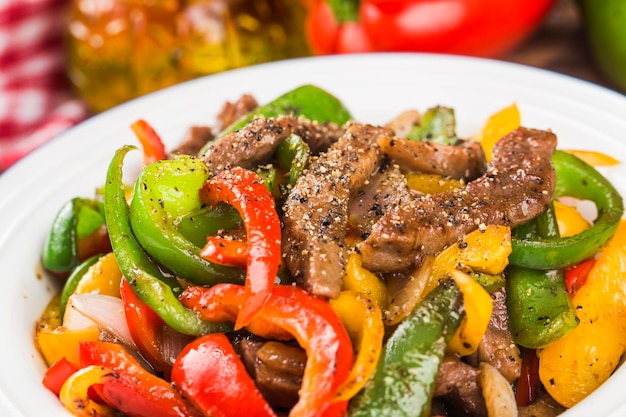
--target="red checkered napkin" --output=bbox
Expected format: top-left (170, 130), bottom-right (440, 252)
top-left (0, 0), bottom-right (90, 171)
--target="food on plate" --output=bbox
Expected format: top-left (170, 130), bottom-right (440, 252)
top-left (35, 85), bottom-right (625, 417)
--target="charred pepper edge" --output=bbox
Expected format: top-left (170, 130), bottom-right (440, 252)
top-left (509, 150), bottom-right (624, 269)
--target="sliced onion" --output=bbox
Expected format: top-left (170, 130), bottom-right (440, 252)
top-left (159, 326), bottom-right (195, 365)
top-left (63, 297), bottom-right (98, 331)
top-left (69, 293), bottom-right (136, 349)
top-left (479, 362), bottom-right (518, 417)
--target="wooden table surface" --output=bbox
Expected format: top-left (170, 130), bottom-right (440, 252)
top-left (502, 0), bottom-right (621, 93)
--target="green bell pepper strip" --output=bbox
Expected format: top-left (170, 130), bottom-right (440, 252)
top-left (277, 134), bottom-right (311, 185)
top-left (510, 150), bottom-right (624, 269)
top-left (129, 154), bottom-right (245, 285)
top-left (348, 280), bottom-right (463, 417)
top-left (104, 145), bottom-right (233, 336)
top-left (42, 198), bottom-right (106, 274)
top-left (506, 203), bottom-right (579, 349)
top-left (406, 106), bottom-right (459, 146)
top-left (199, 84), bottom-right (353, 155)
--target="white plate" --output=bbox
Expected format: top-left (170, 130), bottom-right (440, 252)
top-left (1, 53), bottom-right (625, 417)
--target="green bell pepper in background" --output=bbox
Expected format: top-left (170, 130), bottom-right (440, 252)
top-left (348, 280), bottom-right (463, 417)
top-left (578, 0), bottom-right (626, 93)
top-left (406, 106), bottom-right (459, 146)
top-left (129, 154), bottom-right (245, 285)
top-left (42, 197), bottom-right (106, 274)
top-left (199, 84), bottom-right (353, 155)
top-left (59, 255), bottom-right (100, 318)
top-left (509, 150), bottom-right (623, 269)
top-left (105, 145), bottom-right (232, 335)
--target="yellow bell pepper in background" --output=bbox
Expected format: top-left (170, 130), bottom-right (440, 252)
top-left (74, 252), bottom-right (123, 298)
top-left (35, 294), bottom-right (100, 366)
top-left (553, 200), bottom-right (591, 238)
top-left (538, 220), bottom-right (626, 408)
top-left (330, 291), bottom-right (384, 401)
top-left (564, 150), bottom-right (620, 167)
top-left (447, 270), bottom-right (493, 357)
top-left (343, 252), bottom-right (387, 310)
top-left (475, 103), bottom-right (521, 161)
top-left (405, 173), bottom-right (464, 194)
top-left (60, 365), bottom-right (117, 417)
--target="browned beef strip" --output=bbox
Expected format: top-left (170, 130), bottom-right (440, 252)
top-left (359, 127), bottom-right (557, 273)
top-left (348, 164), bottom-right (414, 239)
top-left (171, 126), bottom-right (215, 156)
top-left (477, 287), bottom-right (521, 383)
top-left (201, 115), bottom-right (345, 174)
top-left (240, 339), bottom-right (305, 410)
top-left (215, 93), bottom-right (259, 132)
top-left (379, 136), bottom-right (487, 182)
top-left (434, 355), bottom-right (488, 417)
top-left (282, 123), bottom-right (388, 299)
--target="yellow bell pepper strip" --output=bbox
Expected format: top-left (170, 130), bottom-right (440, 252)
top-left (104, 145), bottom-right (233, 336)
top-left (172, 333), bottom-right (277, 417)
top-left (59, 365), bottom-right (117, 417)
top-left (474, 103), bottom-right (520, 161)
top-left (35, 293), bottom-right (101, 366)
top-left (198, 167), bottom-right (281, 329)
top-left (179, 283), bottom-right (354, 417)
top-left (538, 220), bottom-right (626, 408)
top-left (405, 173), bottom-right (463, 194)
top-left (342, 252), bottom-right (387, 310)
top-left (78, 341), bottom-right (203, 417)
top-left (348, 280), bottom-right (463, 417)
top-left (329, 290), bottom-right (384, 401)
top-left (509, 150), bottom-right (624, 270)
top-left (447, 269), bottom-right (493, 357)
top-left (73, 252), bottom-right (122, 298)
top-left (553, 200), bottom-right (591, 237)
top-left (564, 149), bottom-right (620, 166)
top-left (131, 119), bottom-right (167, 166)
top-left (129, 154), bottom-right (245, 285)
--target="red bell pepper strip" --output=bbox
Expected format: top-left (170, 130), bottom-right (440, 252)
top-left (131, 119), bottom-right (167, 166)
top-left (180, 283), bottom-right (353, 417)
top-left (515, 347), bottom-right (540, 406)
top-left (201, 236), bottom-right (249, 269)
top-left (120, 278), bottom-right (171, 374)
top-left (564, 257), bottom-right (597, 297)
top-left (172, 333), bottom-right (277, 417)
top-left (42, 357), bottom-right (79, 397)
top-left (78, 340), bottom-right (202, 417)
top-left (199, 167), bottom-right (281, 329)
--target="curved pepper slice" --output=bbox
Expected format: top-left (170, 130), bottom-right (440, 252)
top-left (78, 341), bottom-right (202, 417)
top-left (510, 150), bottom-right (624, 269)
top-left (329, 290), bottom-right (384, 401)
top-left (130, 119), bottom-right (167, 166)
top-left (199, 167), bottom-right (281, 329)
top-left (172, 333), bottom-right (277, 417)
top-left (60, 365), bottom-right (117, 417)
top-left (180, 283), bottom-right (354, 417)
top-left (130, 154), bottom-right (245, 285)
top-left (104, 145), bottom-right (233, 336)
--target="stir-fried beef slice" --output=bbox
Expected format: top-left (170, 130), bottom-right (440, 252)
top-left (202, 115), bottom-right (345, 174)
top-left (434, 355), bottom-right (488, 417)
top-left (171, 126), bottom-right (215, 155)
top-left (240, 339), bottom-right (305, 410)
top-left (348, 164), bottom-right (414, 238)
top-left (385, 109), bottom-right (421, 138)
top-left (379, 136), bottom-right (487, 182)
top-left (359, 127), bottom-right (557, 273)
top-left (282, 123), bottom-right (387, 299)
top-left (215, 93), bottom-right (259, 132)
top-left (477, 287), bottom-right (521, 383)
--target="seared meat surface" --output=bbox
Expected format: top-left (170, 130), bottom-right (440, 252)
top-left (282, 123), bottom-right (388, 298)
top-left (359, 127), bottom-right (557, 273)
top-left (215, 93), bottom-right (259, 131)
top-left (434, 355), bottom-right (488, 417)
top-left (379, 136), bottom-right (487, 182)
top-left (201, 115), bottom-right (344, 174)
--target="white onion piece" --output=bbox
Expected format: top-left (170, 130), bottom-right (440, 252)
top-left (63, 296), bottom-right (98, 331)
top-left (479, 362), bottom-right (518, 417)
top-left (69, 293), bottom-right (137, 349)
